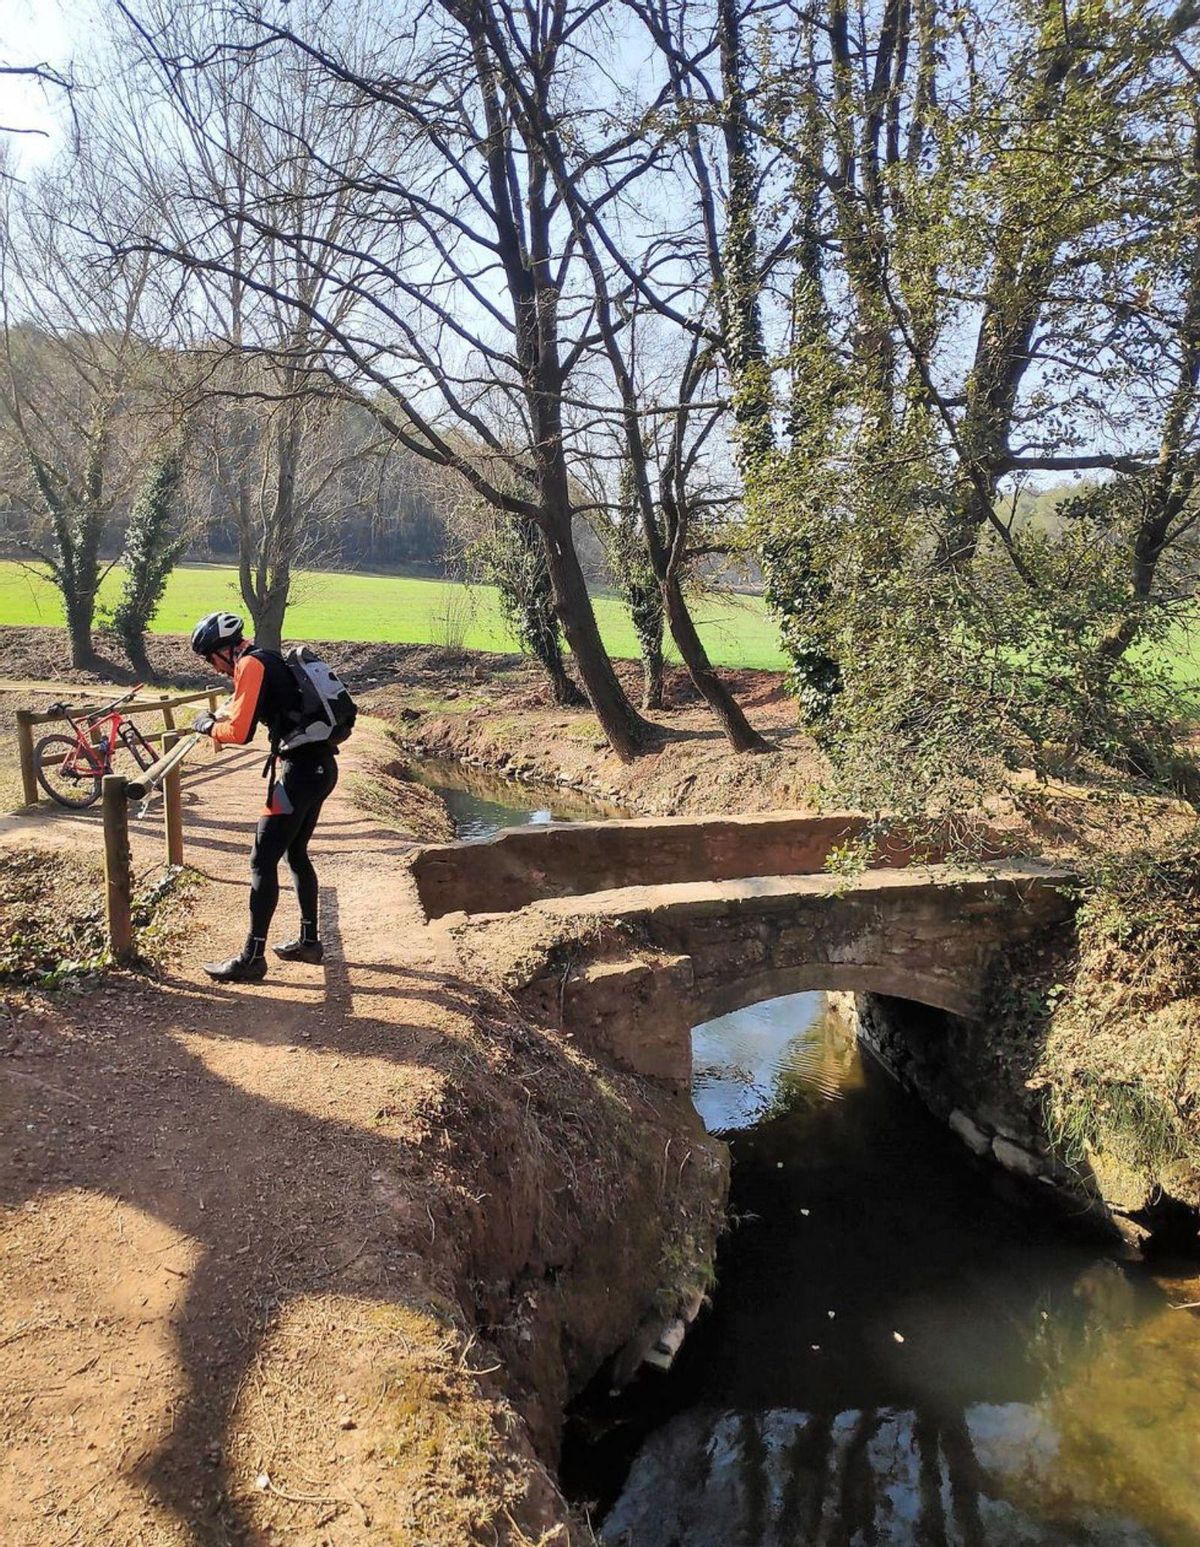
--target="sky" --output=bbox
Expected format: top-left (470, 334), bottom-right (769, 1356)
top-left (1, 0), bottom-right (78, 172)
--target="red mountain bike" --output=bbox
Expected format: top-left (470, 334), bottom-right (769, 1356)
top-left (35, 686), bottom-right (160, 809)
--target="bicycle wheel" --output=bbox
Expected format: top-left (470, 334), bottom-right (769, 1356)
top-left (34, 734), bottom-right (102, 809)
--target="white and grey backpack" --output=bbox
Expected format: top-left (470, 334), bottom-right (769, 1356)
top-left (279, 646), bottom-right (358, 751)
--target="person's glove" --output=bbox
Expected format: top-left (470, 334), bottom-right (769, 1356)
top-left (193, 711), bottom-right (217, 736)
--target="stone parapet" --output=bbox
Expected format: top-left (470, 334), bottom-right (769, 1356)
top-left (412, 810), bottom-right (986, 919)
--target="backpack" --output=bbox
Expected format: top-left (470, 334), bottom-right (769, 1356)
top-left (278, 645), bottom-right (357, 752)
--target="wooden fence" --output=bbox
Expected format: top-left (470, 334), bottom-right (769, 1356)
top-left (101, 734), bottom-right (200, 963)
top-left (15, 688), bottom-right (219, 963)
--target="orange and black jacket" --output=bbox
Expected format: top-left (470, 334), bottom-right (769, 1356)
top-left (212, 646), bottom-right (314, 757)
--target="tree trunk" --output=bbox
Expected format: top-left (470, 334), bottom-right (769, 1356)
top-left (251, 582), bottom-right (289, 652)
top-left (546, 648), bottom-right (588, 708)
top-left (66, 595), bottom-right (96, 669)
top-left (1095, 131), bottom-right (1200, 666)
top-left (541, 525), bottom-right (655, 761)
top-left (512, 512), bottom-right (587, 706)
top-left (119, 627), bottom-right (154, 681)
top-left (465, 14), bottom-right (648, 758)
top-left (662, 574), bottom-right (772, 752)
top-left (936, 467), bottom-right (998, 570)
top-left (642, 635), bottom-right (665, 711)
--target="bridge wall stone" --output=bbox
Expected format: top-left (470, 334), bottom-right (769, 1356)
top-left (413, 811), bottom-right (975, 920)
top-left (515, 865), bottom-right (1076, 1086)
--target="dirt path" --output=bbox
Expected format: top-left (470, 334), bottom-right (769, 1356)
top-left (0, 720), bottom-right (568, 1544)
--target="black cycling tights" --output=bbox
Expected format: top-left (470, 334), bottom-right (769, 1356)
top-left (249, 754), bottom-right (339, 940)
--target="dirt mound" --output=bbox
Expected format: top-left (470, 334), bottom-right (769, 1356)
top-left (0, 625), bottom-right (530, 692)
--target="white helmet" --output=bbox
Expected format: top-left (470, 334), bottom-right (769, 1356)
top-left (190, 611), bottom-right (245, 657)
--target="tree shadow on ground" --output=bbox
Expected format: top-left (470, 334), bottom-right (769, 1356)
top-left (1, 895), bottom-right (526, 1544)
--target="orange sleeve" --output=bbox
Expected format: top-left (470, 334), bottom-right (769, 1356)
top-left (212, 653), bottom-right (265, 747)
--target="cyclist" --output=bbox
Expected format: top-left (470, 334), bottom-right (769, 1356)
top-left (189, 611), bottom-right (338, 983)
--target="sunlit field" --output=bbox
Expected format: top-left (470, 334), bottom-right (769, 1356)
top-left (0, 559), bottom-right (792, 671)
top-left (7, 559), bottom-right (1200, 686)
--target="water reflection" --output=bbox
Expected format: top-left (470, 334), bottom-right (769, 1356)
top-left (602, 1403), bottom-right (1163, 1546)
top-left (691, 993), bottom-right (855, 1132)
top-left (583, 994), bottom-right (1200, 1547)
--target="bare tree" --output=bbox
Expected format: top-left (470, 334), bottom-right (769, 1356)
top-left (113, 0), bottom-right (658, 757)
top-left (442, 0), bottom-right (771, 748)
top-left (0, 60), bottom-right (76, 145)
top-left (99, 7), bottom-right (405, 650)
top-left (0, 150), bottom-right (170, 666)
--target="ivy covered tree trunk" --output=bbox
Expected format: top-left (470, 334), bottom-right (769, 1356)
top-left (632, 578), bottom-right (665, 710)
top-left (760, 533), bottom-right (842, 723)
top-left (468, 501), bottom-right (586, 706)
top-left (24, 421), bottom-right (110, 670)
top-left (509, 516), bottom-right (587, 707)
top-left (715, 0), bottom-right (839, 721)
top-left (109, 442), bottom-right (186, 679)
top-left (65, 590), bottom-right (99, 671)
top-left (605, 473), bottom-right (666, 711)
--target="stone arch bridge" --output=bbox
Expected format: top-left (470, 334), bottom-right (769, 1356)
top-left (412, 812), bottom-right (1077, 1084)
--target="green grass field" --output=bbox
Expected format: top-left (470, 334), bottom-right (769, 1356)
top-left (0, 559), bottom-right (792, 671)
top-left (6, 558), bottom-right (1200, 685)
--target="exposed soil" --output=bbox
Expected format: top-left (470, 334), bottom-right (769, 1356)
top-left (0, 652), bottom-right (727, 1546)
top-left (0, 625), bottom-right (478, 693)
top-left (5, 622), bottom-right (1199, 1547)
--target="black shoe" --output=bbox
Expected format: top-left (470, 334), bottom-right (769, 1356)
top-left (203, 954), bottom-right (268, 983)
top-left (273, 938), bottom-right (324, 965)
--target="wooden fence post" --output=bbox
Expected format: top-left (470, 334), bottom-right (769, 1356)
top-left (102, 774), bottom-right (134, 963)
top-left (15, 710), bottom-right (38, 806)
top-left (162, 731), bottom-right (184, 867)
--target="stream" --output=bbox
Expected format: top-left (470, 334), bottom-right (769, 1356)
top-left (566, 995), bottom-right (1200, 1547)
top-left (409, 755), bottom-right (625, 840)
top-left (415, 764), bottom-right (1200, 1546)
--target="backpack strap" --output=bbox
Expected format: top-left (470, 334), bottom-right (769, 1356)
top-left (262, 742), bottom-right (280, 807)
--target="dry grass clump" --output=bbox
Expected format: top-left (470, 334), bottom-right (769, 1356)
top-left (341, 714), bottom-right (457, 841)
top-left (228, 1294), bottom-right (562, 1547)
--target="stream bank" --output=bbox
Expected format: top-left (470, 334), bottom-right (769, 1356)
top-left (402, 757), bottom-right (732, 1498)
top-left (412, 758), bottom-right (1200, 1544)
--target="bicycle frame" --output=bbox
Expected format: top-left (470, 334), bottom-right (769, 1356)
top-left (54, 687), bottom-right (153, 778)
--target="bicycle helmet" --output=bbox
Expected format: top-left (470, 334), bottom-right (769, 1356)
top-left (190, 611), bottom-right (245, 658)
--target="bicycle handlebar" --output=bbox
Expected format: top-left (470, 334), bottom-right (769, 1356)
top-left (42, 684), bottom-right (143, 725)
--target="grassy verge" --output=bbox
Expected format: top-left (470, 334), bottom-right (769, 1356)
top-left (0, 558), bottom-right (791, 671)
